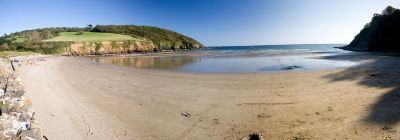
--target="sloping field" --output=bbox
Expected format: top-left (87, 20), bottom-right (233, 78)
top-left (44, 32), bottom-right (136, 42)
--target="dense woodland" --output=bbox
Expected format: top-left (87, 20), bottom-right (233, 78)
top-left (0, 25), bottom-right (204, 54)
top-left (345, 6), bottom-right (400, 51)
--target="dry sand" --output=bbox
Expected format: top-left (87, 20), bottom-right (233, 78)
top-left (17, 54), bottom-right (400, 140)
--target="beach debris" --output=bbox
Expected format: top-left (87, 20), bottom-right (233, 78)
top-left (369, 73), bottom-right (378, 77)
top-left (382, 126), bottom-right (391, 130)
top-left (213, 118), bottom-right (219, 125)
top-left (256, 113), bottom-right (271, 118)
top-left (381, 126), bottom-right (397, 133)
top-left (327, 107), bottom-right (333, 111)
top-left (180, 112), bottom-right (191, 118)
top-left (293, 132), bottom-right (311, 140)
top-left (281, 66), bottom-right (302, 70)
top-left (241, 132), bottom-right (264, 140)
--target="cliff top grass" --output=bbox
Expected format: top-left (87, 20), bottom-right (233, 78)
top-left (44, 32), bottom-right (136, 42)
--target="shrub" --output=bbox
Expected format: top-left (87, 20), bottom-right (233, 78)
top-left (75, 31), bottom-right (84, 35)
top-left (95, 43), bottom-right (102, 52)
top-left (153, 48), bottom-right (159, 52)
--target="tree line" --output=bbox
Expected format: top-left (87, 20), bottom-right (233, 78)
top-left (346, 6), bottom-right (400, 51)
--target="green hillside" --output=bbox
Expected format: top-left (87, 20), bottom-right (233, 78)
top-left (0, 25), bottom-right (204, 54)
top-left (44, 32), bottom-right (136, 42)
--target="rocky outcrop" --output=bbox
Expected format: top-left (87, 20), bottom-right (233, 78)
top-left (0, 57), bottom-right (44, 140)
top-left (343, 6), bottom-right (400, 52)
top-left (64, 40), bottom-right (156, 55)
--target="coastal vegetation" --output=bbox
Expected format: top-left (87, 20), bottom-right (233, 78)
top-left (344, 6), bottom-right (400, 51)
top-left (0, 25), bottom-right (204, 54)
top-left (0, 27), bottom-right (86, 53)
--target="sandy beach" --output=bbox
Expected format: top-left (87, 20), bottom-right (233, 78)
top-left (17, 54), bottom-right (400, 140)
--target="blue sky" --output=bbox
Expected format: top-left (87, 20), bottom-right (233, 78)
top-left (0, 0), bottom-right (399, 46)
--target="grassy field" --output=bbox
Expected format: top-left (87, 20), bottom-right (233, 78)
top-left (44, 32), bottom-right (136, 42)
top-left (0, 51), bottom-right (37, 58)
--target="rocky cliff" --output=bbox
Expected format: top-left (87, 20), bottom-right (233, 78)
top-left (64, 40), bottom-right (157, 55)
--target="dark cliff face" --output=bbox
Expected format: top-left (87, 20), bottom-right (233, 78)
top-left (344, 6), bottom-right (400, 52)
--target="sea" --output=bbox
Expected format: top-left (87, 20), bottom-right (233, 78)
top-left (89, 44), bottom-right (359, 73)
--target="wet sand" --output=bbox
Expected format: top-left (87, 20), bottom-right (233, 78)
top-left (17, 54), bottom-right (400, 139)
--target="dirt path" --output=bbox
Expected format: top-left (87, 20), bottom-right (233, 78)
top-left (17, 56), bottom-right (400, 140)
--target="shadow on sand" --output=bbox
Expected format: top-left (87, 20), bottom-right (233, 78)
top-left (318, 52), bottom-right (400, 124)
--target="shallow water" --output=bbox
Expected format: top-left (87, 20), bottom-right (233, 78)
top-left (89, 44), bottom-right (359, 73)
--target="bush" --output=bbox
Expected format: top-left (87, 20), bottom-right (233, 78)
top-left (75, 31), bottom-right (84, 35)
top-left (95, 43), bottom-right (102, 53)
top-left (153, 48), bottom-right (159, 52)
